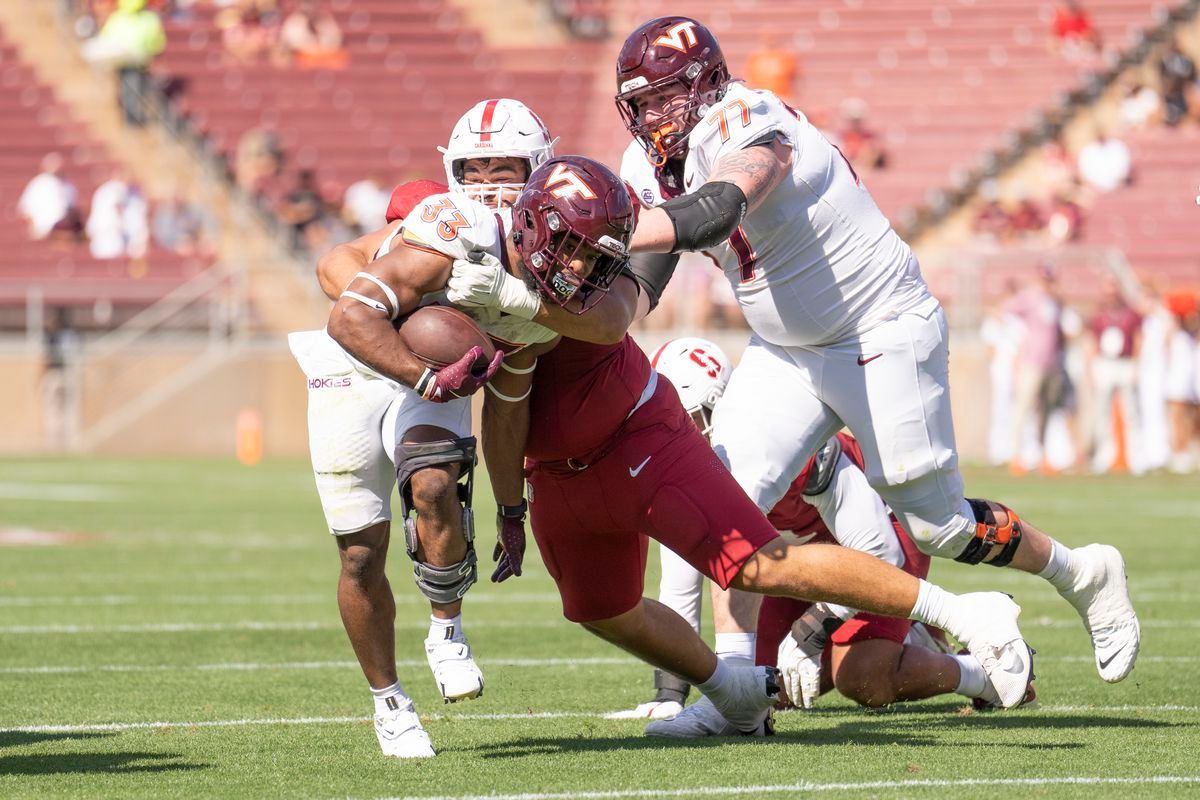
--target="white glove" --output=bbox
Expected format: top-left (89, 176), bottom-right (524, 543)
top-left (776, 605), bottom-right (845, 709)
top-left (446, 254), bottom-right (541, 320)
top-left (602, 699), bottom-right (684, 720)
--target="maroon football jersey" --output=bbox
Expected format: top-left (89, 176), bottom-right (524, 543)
top-left (526, 334), bottom-right (656, 464)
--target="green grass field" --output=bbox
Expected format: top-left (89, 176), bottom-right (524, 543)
top-left (1, 457), bottom-right (1198, 799)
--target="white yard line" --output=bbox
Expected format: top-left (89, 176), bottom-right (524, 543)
top-left (3, 654), bottom-right (1196, 677)
top-left (0, 482), bottom-right (122, 502)
top-left (0, 619), bottom-right (567, 634)
top-left (3, 704), bottom-right (1197, 735)
top-left (0, 657), bottom-right (637, 675)
top-left (0, 592), bottom-right (562, 607)
top-left (375, 776), bottom-right (1200, 800)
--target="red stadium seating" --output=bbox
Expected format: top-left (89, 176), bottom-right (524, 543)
top-left (0, 26), bottom-right (209, 319)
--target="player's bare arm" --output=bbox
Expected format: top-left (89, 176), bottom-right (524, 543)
top-left (628, 139), bottom-right (790, 254)
top-left (480, 338), bottom-right (557, 582)
top-left (529, 273), bottom-right (642, 344)
top-left (326, 244), bottom-right (451, 387)
top-left (316, 220), bottom-right (403, 300)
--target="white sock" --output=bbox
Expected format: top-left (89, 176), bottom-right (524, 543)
top-left (697, 656), bottom-right (732, 699)
top-left (714, 632), bottom-right (756, 666)
top-left (909, 580), bottom-right (956, 633)
top-left (952, 654), bottom-right (987, 698)
top-left (1038, 540), bottom-right (1076, 594)
top-left (428, 613), bottom-right (463, 642)
top-left (370, 681), bottom-right (411, 715)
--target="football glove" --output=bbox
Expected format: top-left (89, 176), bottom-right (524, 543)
top-left (447, 254), bottom-right (542, 320)
top-left (491, 502), bottom-right (527, 582)
top-left (777, 604), bottom-right (845, 709)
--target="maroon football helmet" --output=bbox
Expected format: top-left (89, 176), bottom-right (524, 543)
top-left (511, 156), bottom-right (635, 314)
top-left (616, 16), bottom-right (731, 167)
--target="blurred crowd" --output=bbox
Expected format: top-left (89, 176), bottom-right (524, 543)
top-left (972, 36), bottom-right (1197, 246)
top-left (982, 266), bottom-right (1200, 476)
top-left (17, 152), bottom-right (216, 260)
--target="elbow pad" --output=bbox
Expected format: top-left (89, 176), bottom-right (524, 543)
top-left (627, 252), bottom-right (680, 311)
top-left (660, 181), bottom-right (748, 254)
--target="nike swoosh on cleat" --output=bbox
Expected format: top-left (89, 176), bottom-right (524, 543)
top-left (629, 456), bottom-right (652, 477)
top-left (857, 353), bottom-right (882, 365)
top-left (1098, 646), bottom-right (1126, 671)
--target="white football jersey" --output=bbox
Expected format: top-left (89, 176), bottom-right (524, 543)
top-left (376, 192), bottom-right (556, 352)
top-left (655, 82), bottom-right (936, 347)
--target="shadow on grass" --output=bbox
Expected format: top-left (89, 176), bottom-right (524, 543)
top-left (0, 751), bottom-right (208, 776)
top-left (464, 710), bottom-right (1186, 759)
top-left (0, 732), bottom-right (113, 749)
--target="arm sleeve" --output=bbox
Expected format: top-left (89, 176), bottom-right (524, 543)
top-left (627, 252), bottom-right (680, 311)
top-left (806, 454), bottom-right (904, 568)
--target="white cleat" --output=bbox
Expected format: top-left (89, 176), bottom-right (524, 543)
top-left (645, 666), bottom-right (778, 738)
top-left (374, 699), bottom-right (436, 758)
top-left (1059, 544), bottom-right (1140, 682)
top-left (425, 637), bottom-right (485, 703)
top-left (951, 592), bottom-right (1034, 709)
top-left (604, 699), bottom-right (684, 720)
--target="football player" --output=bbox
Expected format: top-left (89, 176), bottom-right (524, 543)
top-left (292, 98), bottom-right (560, 758)
top-left (614, 338), bottom-right (1032, 720)
top-left (605, 17), bottom-right (1136, 709)
top-left (461, 155), bottom-right (1034, 742)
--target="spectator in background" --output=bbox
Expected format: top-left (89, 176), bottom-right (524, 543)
top-left (281, 169), bottom-right (329, 252)
top-left (746, 34), bottom-right (800, 104)
top-left (1050, 0), bottom-right (1101, 60)
top-left (1046, 190), bottom-right (1084, 244)
top-left (220, 0), bottom-right (282, 65)
top-left (1077, 129), bottom-right (1132, 193)
top-left (234, 127), bottom-right (283, 192)
top-left (279, 0), bottom-right (346, 69)
top-left (549, 0), bottom-right (609, 40)
top-left (980, 280), bottom-right (1023, 465)
top-left (1159, 40), bottom-right (1197, 87)
top-left (341, 172), bottom-right (390, 235)
top-left (1037, 136), bottom-right (1078, 199)
top-left (153, 189), bottom-right (216, 256)
top-left (82, 0), bottom-right (166, 127)
top-left (41, 307), bottom-right (79, 451)
top-left (1161, 76), bottom-right (1197, 128)
top-left (1006, 263), bottom-right (1075, 473)
top-left (836, 98), bottom-right (887, 171)
top-left (86, 170), bottom-right (147, 259)
top-left (1006, 194), bottom-right (1045, 238)
top-left (972, 180), bottom-right (1012, 242)
top-left (1136, 281), bottom-right (1174, 471)
top-left (1117, 81), bottom-right (1161, 131)
top-left (18, 153), bottom-right (84, 243)
top-left (1088, 278), bottom-right (1143, 473)
top-left (1164, 290), bottom-right (1198, 473)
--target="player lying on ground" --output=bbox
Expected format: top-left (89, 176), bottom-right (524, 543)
top-left (613, 339), bottom-right (1034, 724)
top-left (450, 16), bottom-right (1140, 697)
top-left (434, 154), bottom-right (1035, 740)
top-left (293, 99), bottom-right (569, 758)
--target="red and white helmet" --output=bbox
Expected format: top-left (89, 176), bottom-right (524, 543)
top-left (439, 99), bottom-right (558, 209)
top-left (650, 337), bottom-right (732, 437)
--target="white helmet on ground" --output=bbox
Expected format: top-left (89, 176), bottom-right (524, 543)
top-left (438, 98), bottom-right (557, 209)
top-left (650, 337), bottom-right (732, 438)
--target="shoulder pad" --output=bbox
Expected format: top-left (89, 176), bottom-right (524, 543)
top-left (399, 193), bottom-right (501, 262)
top-left (801, 436), bottom-right (843, 497)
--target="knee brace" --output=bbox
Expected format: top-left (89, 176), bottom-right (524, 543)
top-left (652, 668), bottom-right (690, 705)
top-left (955, 499), bottom-right (1023, 567)
top-left (801, 436), bottom-right (843, 497)
top-left (395, 437), bottom-right (478, 603)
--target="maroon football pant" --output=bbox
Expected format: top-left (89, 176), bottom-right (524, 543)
top-left (527, 400), bottom-right (780, 624)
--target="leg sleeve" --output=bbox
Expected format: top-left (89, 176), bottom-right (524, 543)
top-left (658, 543), bottom-right (706, 634)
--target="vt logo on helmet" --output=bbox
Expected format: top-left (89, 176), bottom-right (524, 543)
top-left (512, 156), bottom-right (635, 315)
top-left (616, 16), bottom-right (731, 167)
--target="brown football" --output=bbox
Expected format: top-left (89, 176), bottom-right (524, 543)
top-left (395, 304), bottom-right (496, 370)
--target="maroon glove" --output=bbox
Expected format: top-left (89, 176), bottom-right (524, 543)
top-left (491, 504), bottom-right (527, 582)
top-left (416, 346), bottom-right (503, 403)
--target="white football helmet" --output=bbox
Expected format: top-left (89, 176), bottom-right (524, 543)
top-left (650, 337), bottom-right (732, 438)
top-left (439, 98), bottom-right (557, 210)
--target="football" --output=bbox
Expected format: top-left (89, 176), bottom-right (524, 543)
top-left (395, 304), bottom-right (496, 370)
